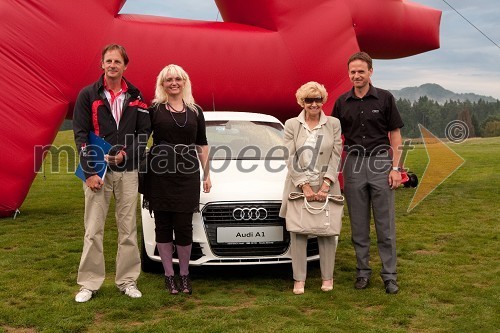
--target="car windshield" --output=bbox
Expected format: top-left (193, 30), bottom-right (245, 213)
top-left (206, 120), bottom-right (285, 160)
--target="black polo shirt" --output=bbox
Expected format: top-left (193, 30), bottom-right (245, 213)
top-left (332, 85), bottom-right (403, 154)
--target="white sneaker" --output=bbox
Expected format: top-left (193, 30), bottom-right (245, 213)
top-left (75, 288), bottom-right (95, 303)
top-left (124, 285), bottom-right (142, 298)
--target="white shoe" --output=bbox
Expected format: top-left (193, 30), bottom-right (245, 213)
top-left (124, 285), bottom-right (142, 298)
top-left (75, 288), bottom-right (95, 303)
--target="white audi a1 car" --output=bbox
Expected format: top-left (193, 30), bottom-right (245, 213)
top-left (140, 111), bottom-right (320, 271)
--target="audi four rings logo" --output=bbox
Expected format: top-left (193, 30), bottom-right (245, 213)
top-left (232, 207), bottom-right (268, 220)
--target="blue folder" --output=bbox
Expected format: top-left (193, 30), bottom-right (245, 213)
top-left (75, 132), bottom-right (113, 182)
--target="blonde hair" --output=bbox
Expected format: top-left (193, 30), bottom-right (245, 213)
top-left (295, 81), bottom-right (328, 108)
top-left (152, 64), bottom-right (197, 112)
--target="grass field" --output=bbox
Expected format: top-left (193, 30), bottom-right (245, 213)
top-left (0, 132), bottom-right (498, 333)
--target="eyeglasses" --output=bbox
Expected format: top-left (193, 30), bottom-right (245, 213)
top-left (304, 97), bottom-right (323, 104)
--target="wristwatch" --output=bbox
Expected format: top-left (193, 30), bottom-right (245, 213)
top-left (392, 167), bottom-right (402, 172)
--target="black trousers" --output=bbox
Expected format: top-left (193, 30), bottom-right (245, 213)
top-left (153, 210), bottom-right (193, 245)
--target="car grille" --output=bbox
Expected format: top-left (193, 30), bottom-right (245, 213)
top-left (202, 201), bottom-right (290, 257)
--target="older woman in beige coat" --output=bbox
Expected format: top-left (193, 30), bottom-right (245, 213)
top-left (279, 81), bottom-right (342, 294)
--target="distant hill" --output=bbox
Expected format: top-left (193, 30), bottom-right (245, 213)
top-left (389, 83), bottom-right (498, 104)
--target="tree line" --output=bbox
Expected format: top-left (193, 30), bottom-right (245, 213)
top-left (60, 97), bottom-right (500, 138)
top-left (397, 97), bottom-right (500, 138)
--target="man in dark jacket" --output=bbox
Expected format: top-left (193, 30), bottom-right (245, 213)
top-left (73, 44), bottom-right (150, 302)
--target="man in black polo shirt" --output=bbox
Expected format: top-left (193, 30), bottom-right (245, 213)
top-left (332, 52), bottom-right (403, 294)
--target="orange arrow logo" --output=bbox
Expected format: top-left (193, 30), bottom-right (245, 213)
top-left (407, 124), bottom-right (465, 212)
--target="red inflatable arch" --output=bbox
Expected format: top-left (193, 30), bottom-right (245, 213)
top-left (0, 0), bottom-right (441, 217)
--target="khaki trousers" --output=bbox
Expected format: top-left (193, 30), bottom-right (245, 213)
top-left (291, 233), bottom-right (338, 281)
top-left (77, 170), bottom-right (141, 291)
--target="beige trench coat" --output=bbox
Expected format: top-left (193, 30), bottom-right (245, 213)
top-left (279, 110), bottom-right (342, 218)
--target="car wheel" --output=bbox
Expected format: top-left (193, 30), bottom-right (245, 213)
top-left (141, 232), bottom-right (162, 273)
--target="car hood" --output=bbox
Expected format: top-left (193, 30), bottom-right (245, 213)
top-left (200, 160), bottom-right (287, 203)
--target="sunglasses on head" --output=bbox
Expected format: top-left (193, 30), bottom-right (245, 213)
top-left (304, 97), bottom-right (323, 104)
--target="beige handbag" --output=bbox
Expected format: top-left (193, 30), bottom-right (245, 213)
top-left (286, 192), bottom-right (344, 236)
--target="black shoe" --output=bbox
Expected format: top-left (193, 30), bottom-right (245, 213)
top-left (179, 275), bottom-right (192, 295)
top-left (164, 275), bottom-right (179, 295)
top-left (384, 279), bottom-right (399, 294)
top-left (354, 277), bottom-right (370, 289)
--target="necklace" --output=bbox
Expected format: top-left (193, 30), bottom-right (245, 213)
top-left (166, 102), bottom-right (188, 128)
top-left (166, 102), bottom-right (185, 113)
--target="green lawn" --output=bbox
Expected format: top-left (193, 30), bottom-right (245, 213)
top-left (0, 132), bottom-right (498, 333)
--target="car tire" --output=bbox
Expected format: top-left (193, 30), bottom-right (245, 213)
top-left (140, 232), bottom-right (162, 273)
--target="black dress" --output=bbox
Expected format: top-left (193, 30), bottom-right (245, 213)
top-left (145, 103), bottom-right (208, 213)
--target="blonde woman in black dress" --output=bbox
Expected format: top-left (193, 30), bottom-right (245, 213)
top-left (145, 64), bottom-right (211, 294)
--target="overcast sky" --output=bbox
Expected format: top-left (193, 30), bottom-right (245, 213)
top-left (120, 0), bottom-right (500, 99)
